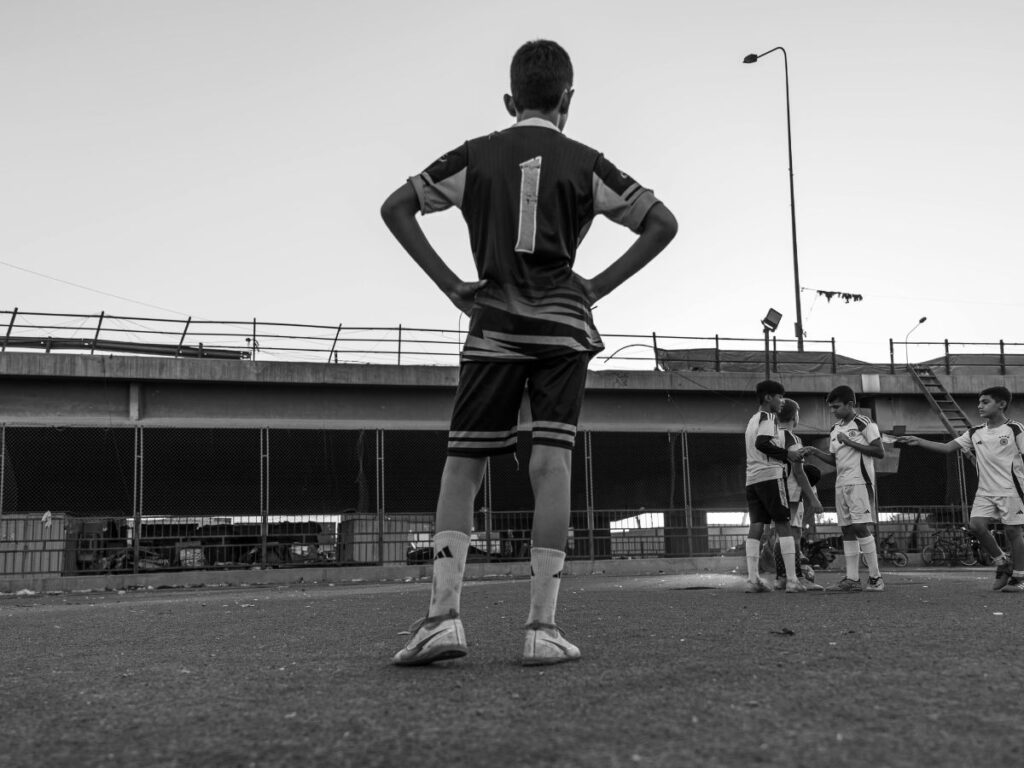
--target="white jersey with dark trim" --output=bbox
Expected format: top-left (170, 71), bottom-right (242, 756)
top-left (745, 410), bottom-right (786, 485)
top-left (409, 118), bottom-right (660, 362)
top-left (954, 420), bottom-right (1024, 498)
top-left (829, 414), bottom-right (880, 488)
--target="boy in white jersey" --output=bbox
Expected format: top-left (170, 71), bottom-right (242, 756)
top-left (898, 386), bottom-right (1024, 592)
top-left (743, 380), bottom-right (805, 593)
top-left (803, 386), bottom-right (886, 592)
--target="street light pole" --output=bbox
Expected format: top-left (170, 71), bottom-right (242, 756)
top-left (744, 47), bottom-right (804, 351)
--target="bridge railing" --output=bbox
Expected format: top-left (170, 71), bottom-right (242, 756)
top-left (4, 307), bottom-right (1024, 372)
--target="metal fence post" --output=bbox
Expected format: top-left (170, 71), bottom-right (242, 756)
top-left (1, 307), bottom-right (17, 354)
top-left (830, 337), bottom-right (837, 373)
top-left (584, 431), bottom-right (595, 565)
top-left (133, 426), bottom-right (143, 574)
top-left (397, 324), bottom-right (402, 366)
top-left (260, 427), bottom-right (269, 566)
top-left (1000, 340), bottom-right (1006, 375)
top-left (944, 339), bottom-right (950, 374)
top-left (377, 429), bottom-right (386, 564)
top-left (0, 424), bottom-right (5, 516)
top-left (91, 311), bottom-right (105, 355)
top-left (889, 339), bottom-right (895, 375)
top-left (714, 334), bottom-right (721, 372)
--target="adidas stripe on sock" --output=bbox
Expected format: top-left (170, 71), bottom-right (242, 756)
top-left (428, 530), bottom-right (470, 617)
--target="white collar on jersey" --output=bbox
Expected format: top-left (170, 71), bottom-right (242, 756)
top-left (511, 116), bottom-right (562, 132)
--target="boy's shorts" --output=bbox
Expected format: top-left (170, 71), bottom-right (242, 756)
top-left (446, 353), bottom-right (590, 457)
top-left (835, 484), bottom-right (875, 526)
top-left (746, 478), bottom-right (790, 525)
top-left (971, 495), bottom-right (1024, 525)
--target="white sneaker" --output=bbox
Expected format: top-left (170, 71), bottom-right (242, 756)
top-left (745, 577), bottom-right (773, 593)
top-left (522, 622), bottom-right (581, 666)
top-left (393, 610), bottom-right (468, 666)
top-left (785, 579), bottom-right (807, 593)
top-left (799, 577), bottom-right (824, 592)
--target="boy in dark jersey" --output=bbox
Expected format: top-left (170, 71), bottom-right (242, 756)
top-left (381, 40), bottom-right (677, 665)
top-left (898, 386), bottom-right (1024, 591)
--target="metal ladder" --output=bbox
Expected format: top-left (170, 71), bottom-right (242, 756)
top-left (907, 364), bottom-right (974, 518)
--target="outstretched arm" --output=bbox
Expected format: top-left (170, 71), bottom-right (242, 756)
top-left (576, 203), bottom-right (678, 304)
top-left (896, 435), bottom-right (962, 454)
top-left (380, 182), bottom-right (486, 314)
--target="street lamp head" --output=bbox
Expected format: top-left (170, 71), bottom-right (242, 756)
top-left (743, 53), bottom-right (759, 64)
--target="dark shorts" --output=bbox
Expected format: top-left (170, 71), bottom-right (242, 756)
top-left (447, 353), bottom-right (590, 457)
top-left (746, 477), bottom-right (791, 525)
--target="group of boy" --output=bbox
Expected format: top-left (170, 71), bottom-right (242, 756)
top-left (744, 380), bottom-right (1024, 595)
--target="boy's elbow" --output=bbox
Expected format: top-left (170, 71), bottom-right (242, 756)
top-left (380, 183), bottom-right (418, 226)
top-left (645, 204), bottom-right (678, 244)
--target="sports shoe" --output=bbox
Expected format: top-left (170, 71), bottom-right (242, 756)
top-left (1000, 576), bottom-right (1024, 593)
top-left (826, 577), bottom-right (863, 593)
top-left (866, 576), bottom-right (885, 592)
top-left (522, 622), bottom-right (581, 666)
top-left (801, 564), bottom-right (816, 582)
top-left (393, 610), bottom-right (468, 666)
top-left (785, 579), bottom-right (806, 593)
top-left (745, 577), bottom-right (773, 593)
top-left (799, 576), bottom-right (825, 592)
top-left (993, 560), bottom-right (1013, 591)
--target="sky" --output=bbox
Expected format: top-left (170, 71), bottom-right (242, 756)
top-left (2, 0), bottom-right (1022, 366)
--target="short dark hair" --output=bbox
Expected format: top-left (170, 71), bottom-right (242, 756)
top-left (980, 386), bottom-right (1012, 409)
top-left (510, 40), bottom-right (573, 112)
top-left (756, 379), bottom-right (786, 403)
top-left (779, 398), bottom-right (800, 423)
top-left (827, 385), bottom-right (856, 405)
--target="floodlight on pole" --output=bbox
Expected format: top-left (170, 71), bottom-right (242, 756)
top-left (744, 47), bottom-right (804, 351)
top-left (762, 308), bottom-right (782, 379)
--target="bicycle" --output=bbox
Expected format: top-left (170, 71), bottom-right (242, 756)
top-left (924, 527), bottom-right (977, 567)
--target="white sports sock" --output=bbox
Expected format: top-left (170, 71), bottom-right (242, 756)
top-left (858, 535), bottom-right (881, 579)
top-left (428, 530), bottom-right (470, 617)
top-left (843, 539), bottom-right (860, 580)
top-left (779, 536), bottom-right (797, 581)
top-left (745, 539), bottom-right (761, 581)
top-left (527, 547), bottom-right (566, 625)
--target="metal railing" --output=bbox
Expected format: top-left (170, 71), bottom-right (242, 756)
top-left (6, 307), bottom-right (1024, 372)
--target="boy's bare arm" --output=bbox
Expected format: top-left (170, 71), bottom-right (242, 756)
top-left (803, 446), bottom-right (836, 466)
top-left (577, 203), bottom-right (678, 303)
top-left (380, 183), bottom-right (486, 314)
top-left (791, 462), bottom-right (823, 515)
top-left (896, 435), bottom-right (961, 454)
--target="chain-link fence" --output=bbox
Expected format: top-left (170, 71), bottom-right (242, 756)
top-left (0, 425), bottom-right (983, 578)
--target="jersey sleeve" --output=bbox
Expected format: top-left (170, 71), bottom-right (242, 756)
top-left (408, 143), bottom-right (469, 214)
top-left (861, 421), bottom-right (881, 443)
top-left (756, 412), bottom-right (776, 439)
top-left (954, 430), bottom-right (973, 452)
top-left (592, 155), bottom-right (659, 232)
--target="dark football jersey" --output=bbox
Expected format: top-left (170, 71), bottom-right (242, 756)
top-left (410, 117), bottom-right (660, 361)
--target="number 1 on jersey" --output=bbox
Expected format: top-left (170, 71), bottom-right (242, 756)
top-left (515, 156), bottom-right (542, 254)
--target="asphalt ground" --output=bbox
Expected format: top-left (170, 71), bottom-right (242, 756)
top-left (2, 567), bottom-right (1023, 768)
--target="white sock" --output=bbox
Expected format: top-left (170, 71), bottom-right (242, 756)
top-left (843, 539), bottom-right (860, 580)
top-left (779, 536), bottom-right (797, 581)
top-left (527, 547), bottom-right (566, 625)
top-left (745, 539), bottom-right (761, 581)
top-left (428, 530), bottom-right (470, 617)
top-left (858, 535), bottom-right (881, 579)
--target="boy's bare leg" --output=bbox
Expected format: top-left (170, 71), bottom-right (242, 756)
top-left (969, 516), bottom-right (1006, 561)
top-left (522, 444), bottom-right (580, 664)
top-left (527, 445), bottom-right (571, 624)
top-left (428, 455), bottom-right (486, 617)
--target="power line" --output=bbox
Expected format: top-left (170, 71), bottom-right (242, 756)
top-left (0, 258), bottom-right (188, 317)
